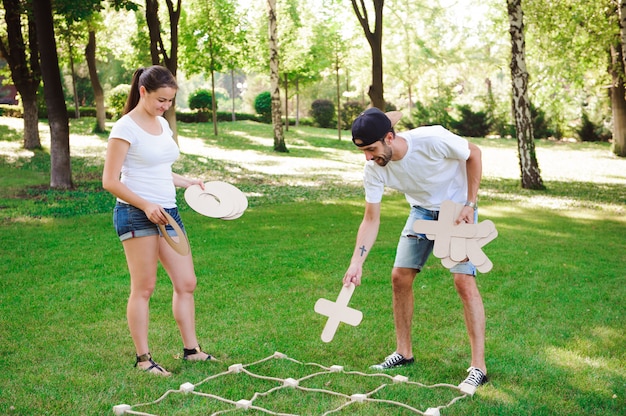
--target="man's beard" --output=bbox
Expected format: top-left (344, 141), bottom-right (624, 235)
top-left (375, 143), bottom-right (393, 166)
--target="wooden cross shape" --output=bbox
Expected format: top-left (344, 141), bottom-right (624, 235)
top-left (413, 200), bottom-right (497, 273)
top-left (314, 284), bottom-right (363, 343)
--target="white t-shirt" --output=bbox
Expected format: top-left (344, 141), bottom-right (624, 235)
top-left (109, 115), bottom-right (180, 208)
top-left (363, 125), bottom-right (470, 210)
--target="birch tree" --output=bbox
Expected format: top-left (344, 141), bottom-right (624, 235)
top-left (507, 0), bottom-right (544, 190)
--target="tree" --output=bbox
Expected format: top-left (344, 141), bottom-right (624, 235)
top-left (180, 0), bottom-right (245, 135)
top-left (0, 0), bottom-right (42, 149)
top-left (507, 0), bottom-right (544, 190)
top-left (32, 0), bottom-right (72, 189)
top-left (145, 0), bottom-right (180, 139)
top-left (267, 0), bottom-right (287, 152)
top-left (85, 27), bottom-right (106, 132)
top-left (614, 0), bottom-right (626, 156)
top-left (350, 0), bottom-right (385, 109)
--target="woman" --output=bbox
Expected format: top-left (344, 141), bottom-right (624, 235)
top-left (103, 65), bottom-right (214, 376)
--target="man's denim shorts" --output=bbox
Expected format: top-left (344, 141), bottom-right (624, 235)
top-left (394, 205), bottom-right (477, 276)
top-left (113, 202), bottom-right (186, 242)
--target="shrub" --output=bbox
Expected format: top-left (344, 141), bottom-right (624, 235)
top-left (576, 112), bottom-right (611, 142)
top-left (412, 97), bottom-right (454, 128)
top-left (188, 89), bottom-right (214, 112)
top-left (311, 99), bottom-right (335, 128)
top-left (106, 84), bottom-right (130, 120)
top-left (254, 91), bottom-right (272, 123)
top-left (530, 103), bottom-right (555, 139)
top-left (340, 101), bottom-right (363, 130)
top-left (0, 104), bottom-right (22, 118)
top-left (450, 105), bottom-right (490, 137)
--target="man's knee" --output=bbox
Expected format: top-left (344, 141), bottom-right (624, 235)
top-left (453, 273), bottom-right (480, 299)
top-left (392, 267), bottom-right (417, 290)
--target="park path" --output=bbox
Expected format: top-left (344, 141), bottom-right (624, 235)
top-left (1, 116), bottom-right (625, 188)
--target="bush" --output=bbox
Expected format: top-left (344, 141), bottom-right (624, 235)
top-left (530, 103), bottom-right (555, 139)
top-left (0, 104), bottom-right (22, 118)
top-left (188, 89), bottom-right (214, 112)
top-left (576, 112), bottom-right (611, 142)
top-left (411, 97), bottom-right (454, 128)
top-left (311, 99), bottom-right (335, 128)
top-left (450, 105), bottom-right (490, 137)
top-left (254, 91), bottom-right (272, 123)
top-left (340, 101), bottom-right (364, 130)
top-left (106, 84), bottom-right (130, 120)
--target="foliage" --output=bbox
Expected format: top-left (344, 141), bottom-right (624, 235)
top-left (188, 89), bottom-right (214, 112)
top-left (450, 105), bottom-right (490, 138)
top-left (105, 84), bottom-right (130, 119)
top-left (528, 102), bottom-right (554, 139)
top-left (410, 97), bottom-right (454, 128)
top-left (576, 112), bottom-right (611, 142)
top-left (310, 99), bottom-right (335, 128)
top-left (254, 91), bottom-right (272, 123)
top-left (341, 101), bottom-right (364, 130)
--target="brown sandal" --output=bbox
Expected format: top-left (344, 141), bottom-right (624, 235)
top-left (183, 345), bottom-right (218, 361)
top-left (135, 352), bottom-right (171, 376)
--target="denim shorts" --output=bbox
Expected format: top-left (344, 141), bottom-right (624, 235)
top-left (113, 202), bottom-right (186, 242)
top-left (394, 205), bottom-right (477, 276)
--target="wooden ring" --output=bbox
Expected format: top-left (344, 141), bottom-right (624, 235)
top-left (157, 211), bottom-right (190, 256)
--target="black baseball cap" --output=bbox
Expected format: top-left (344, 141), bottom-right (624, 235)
top-left (351, 108), bottom-right (403, 147)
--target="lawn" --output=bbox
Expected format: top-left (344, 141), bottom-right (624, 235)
top-left (0, 117), bottom-right (624, 415)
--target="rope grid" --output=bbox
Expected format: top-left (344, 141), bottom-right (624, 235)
top-left (113, 352), bottom-right (471, 416)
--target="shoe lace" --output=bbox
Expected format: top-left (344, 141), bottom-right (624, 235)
top-left (464, 367), bottom-right (485, 386)
top-left (383, 352), bottom-right (404, 367)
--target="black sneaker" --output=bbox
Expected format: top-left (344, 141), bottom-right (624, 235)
top-left (370, 352), bottom-right (415, 370)
top-left (458, 366), bottom-right (488, 395)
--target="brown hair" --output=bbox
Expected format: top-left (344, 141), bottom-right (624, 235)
top-left (122, 65), bottom-right (178, 115)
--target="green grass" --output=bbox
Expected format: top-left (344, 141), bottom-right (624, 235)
top-left (0, 117), bottom-right (625, 415)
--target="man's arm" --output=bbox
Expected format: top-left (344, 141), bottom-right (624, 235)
top-left (343, 202), bottom-right (381, 286)
top-left (457, 142), bottom-right (482, 224)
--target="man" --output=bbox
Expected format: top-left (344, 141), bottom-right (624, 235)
top-left (342, 107), bottom-right (487, 390)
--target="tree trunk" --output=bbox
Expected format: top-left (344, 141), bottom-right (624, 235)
top-left (295, 78), bottom-right (300, 127)
top-left (507, 0), bottom-right (544, 190)
top-left (211, 68), bottom-right (218, 135)
top-left (32, 0), bottom-right (73, 189)
top-left (22, 92), bottom-right (40, 149)
top-left (164, 0), bottom-right (180, 139)
top-left (335, 53), bottom-right (342, 140)
top-left (610, 44), bottom-right (626, 157)
top-left (619, 0), bottom-right (626, 73)
top-left (284, 73), bottom-right (289, 132)
top-left (267, 0), bottom-right (287, 152)
top-left (231, 68), bottom-right (236, 122)
top-left (85, 30), bottom-right (106, 132)
top-left (351, 0), bottom-right (385, 110)
top-left (145, 0), bottom-right (180, 142)
top-left (68, 37), bottom-right (80, 119)
top-left (0, 0), bottom-right (41, 149)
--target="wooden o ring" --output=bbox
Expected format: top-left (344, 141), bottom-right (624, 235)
top-left (157, 211), bottom-right (190, 256)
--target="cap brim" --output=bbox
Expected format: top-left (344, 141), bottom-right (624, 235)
top-left (386, 111), bottom-right (402, 127)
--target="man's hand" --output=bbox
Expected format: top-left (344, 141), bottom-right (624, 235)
top-left (343, 264), bottom-right (363, 287)
top-left (455, 205), bottom-right (476, 225)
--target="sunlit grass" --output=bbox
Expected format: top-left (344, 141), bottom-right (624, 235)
top-left (0, 116), bottom-right (624, 415)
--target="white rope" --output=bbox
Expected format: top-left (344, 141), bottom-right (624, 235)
top-left (114, 352), bottom-right (471, 415)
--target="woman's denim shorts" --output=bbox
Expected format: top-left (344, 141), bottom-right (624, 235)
top-left (113, 202), bottom-right (186, 242)
top-left (394, 205), bottom-right (477, 276)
